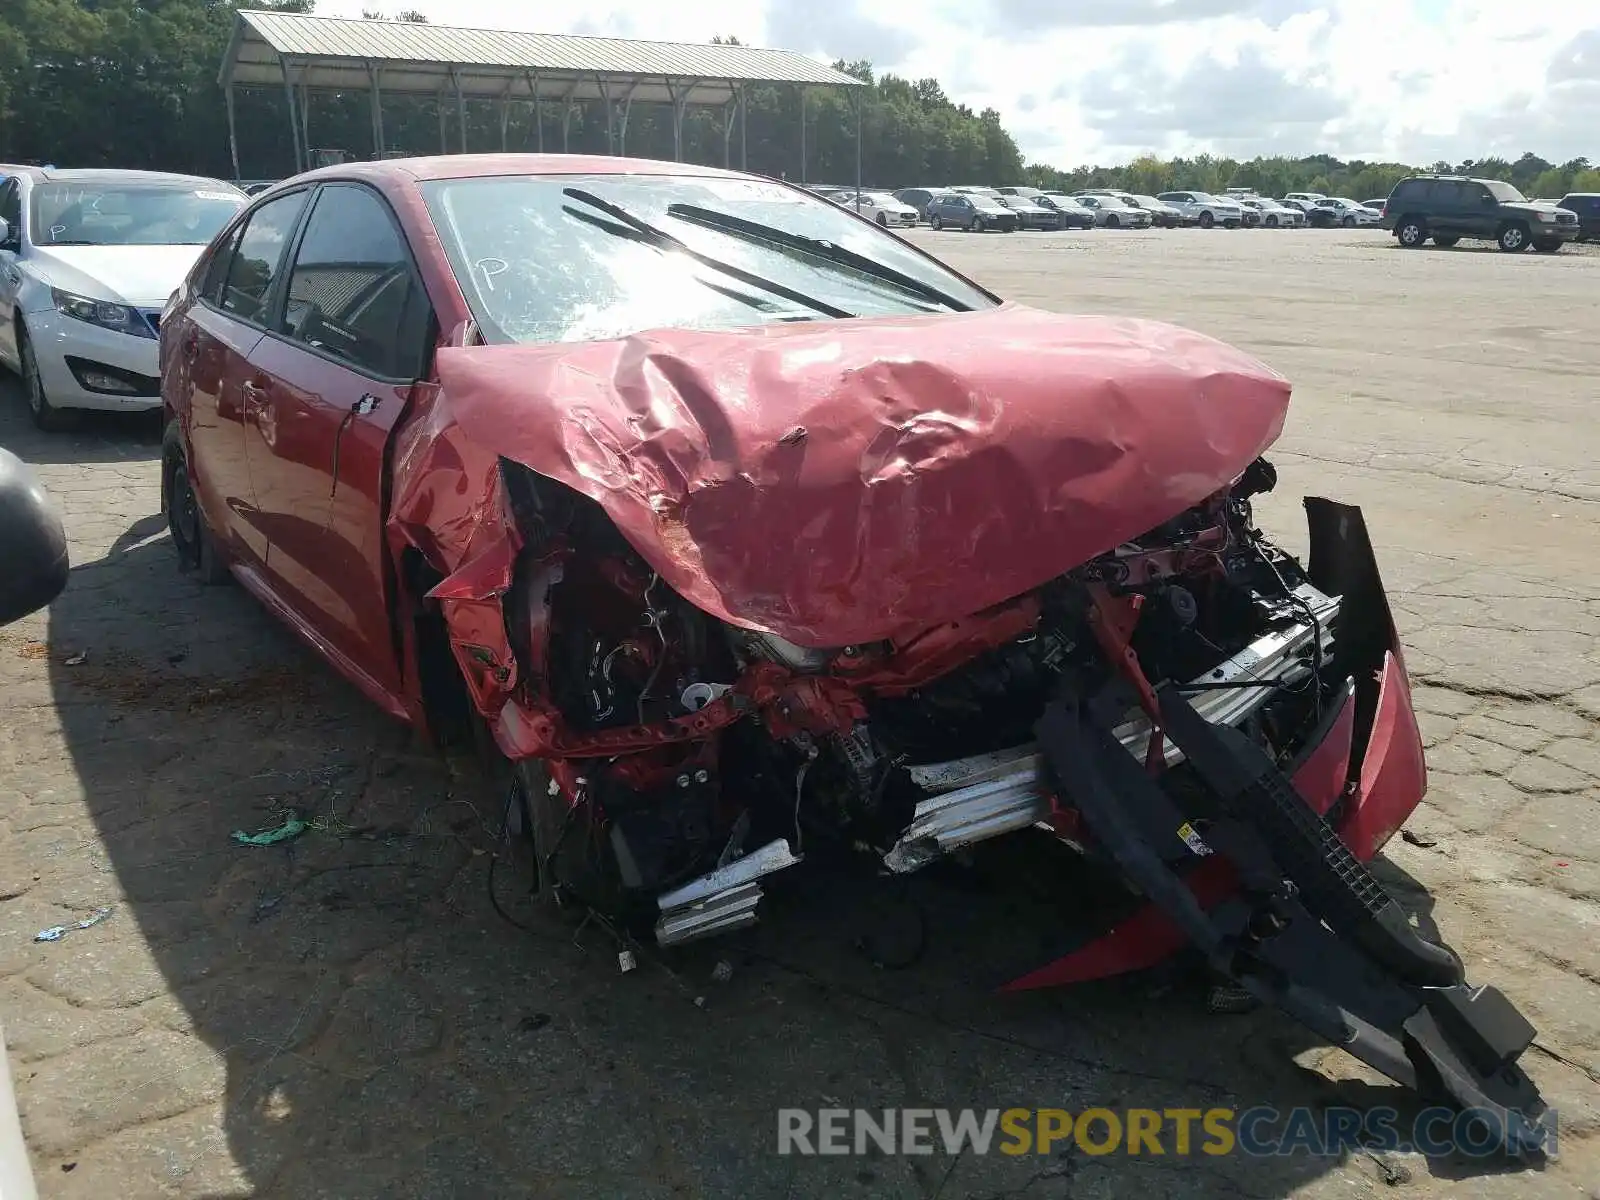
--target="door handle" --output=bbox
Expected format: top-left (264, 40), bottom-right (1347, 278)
top-left (182, 333), bottom-right (199, 361)
top-left (240, 380), bottom-right (266, 403)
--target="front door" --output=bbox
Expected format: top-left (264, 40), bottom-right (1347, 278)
top-left (0, 178), bottom-right (24, 368)
top-left (240, 182), bottom-right (434, 711)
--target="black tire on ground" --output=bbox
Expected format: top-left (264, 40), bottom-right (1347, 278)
top-left (1498, 223), bottom-right (1530, 252)
top-left (875, 212), bottom-right (887, 226)
top-left (1532, 238), bottom-right (1562, 253)
top-left (19, 329), bottom-right (78, 432)
top-left (1432, 235), bottom-right (1459, 247)
top-left (1396, 217), bottom-right (1427, 247)
top-left (1199, 211), bottom-right (1215, 228)
top-left (162, 420), bottom-right (231, 585)
top-left (1266, 215), bottom-right (1278, 227)
top-left (1342, 216), bottom-right (1356, 227)
top-left (1106, 214), bottom-right (1120, 229)
top-left (970, 216), bottom-right (985, 232)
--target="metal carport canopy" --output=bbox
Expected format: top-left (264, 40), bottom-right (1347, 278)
top-left (216, 10), bottom-right (864, 180)
top-left (221, 11), bottom-right (864, 107)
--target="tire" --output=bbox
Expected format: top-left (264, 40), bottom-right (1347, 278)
top-left (162, 420), bottom-right (231, 585)
top-left (1198, 211), bottom-right (1215, 229)
top-left (1266, 216), bottom-right (1278, 228)
top-left (875, 212), bottom-right (888, 227)
top-left (970, 217), bottom-right (985, 232)
top-left (930, 214), bottom-right (942, 230)
top-left (1106, 214), bottom-right (1120, 229)
top-left (1396, 217), bottom-right (1427, 248)
top-left (19, 330), bottom-right (78, 432)
top-left (1342, 216), bottom-right (1356, 228)
top-left (1532, 238), bottom-right (1562, 254)
top-left (1432, 235), bottom-right (1459, 247)
top-left (1497, 223), bottom-right (1529, 252)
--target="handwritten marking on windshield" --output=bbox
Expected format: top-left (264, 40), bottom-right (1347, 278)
top-left (474, 257), bottom-right (508, 293)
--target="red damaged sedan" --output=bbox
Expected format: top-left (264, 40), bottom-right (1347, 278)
top-left (159, 155), bottom-right (1547, 1148)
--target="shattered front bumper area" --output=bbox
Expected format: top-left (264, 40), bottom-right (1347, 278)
top-left (991, 498), bottom-right (1546, 1155)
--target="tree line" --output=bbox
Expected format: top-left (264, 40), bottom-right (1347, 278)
top-left (0, 0), bottom-right (1593, 201)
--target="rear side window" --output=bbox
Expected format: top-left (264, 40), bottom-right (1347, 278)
top-left (279, 184), bottom-right (431, 380)
top-left (221, 191), bottom-right (309, 323)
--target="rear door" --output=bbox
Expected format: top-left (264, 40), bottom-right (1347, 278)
top-left (183, 188), bottom-right (311, 566)
top-left (238, 182), bottom-right (434, 709)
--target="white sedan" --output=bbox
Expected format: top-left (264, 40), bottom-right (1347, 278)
top-left (838, 191), bottom-right (920, 228)
top-left (0, 168), bottom-right (247, 429)
top-left (1312, 197), bottom-right (1383, 227)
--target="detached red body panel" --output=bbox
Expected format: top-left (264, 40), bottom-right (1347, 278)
top-left (416, 305), bottom-right (1290, 648)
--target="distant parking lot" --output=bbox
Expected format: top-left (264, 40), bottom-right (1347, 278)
top-left (3, 228), bottom-right (1598, 1199)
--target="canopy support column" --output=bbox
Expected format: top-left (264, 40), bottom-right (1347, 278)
top-left (367, 62), bottom-right (385, 159)
top-left (593, 74), bottom-right (614, 154)
top-left (665, 79), bottom-right (688, 162)
top-left (451, 66), bottom-right (467, 152)
top-left (499, 77), bottom-right (517, 152)
top-left (853, 86), bottom-right (863, 197)
top-left (299, 83), bottom-right (311, 162)
top-left (739, 85), bottom-right (747, 171)
top-left (617, 83), bottom-right (637, 157)
top-left (524, 70), bottom-right (542, 151)
top-left (798, 86), bottom-right (806, 185)
top-left (722, 88), bottom-right (736, 168)
top-left (226, 83), bottom-right (241, 181)
top-left (561, 82), bottom-right (579, 152)
top-left (437, 90), bottom-right (448, 152)
top-left (279, 58), bottom-right (302, 175)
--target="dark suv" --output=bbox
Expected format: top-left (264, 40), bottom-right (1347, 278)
top-left (1383, 175), bottom-right (1580, 253)
top-left (1555, 193), bottom-right (1599, 241)
top-left (926, 192), bottom-right (1019, 232)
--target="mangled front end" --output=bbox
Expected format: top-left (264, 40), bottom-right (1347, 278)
top-left (388, 306), bottom-right (1549, 1151)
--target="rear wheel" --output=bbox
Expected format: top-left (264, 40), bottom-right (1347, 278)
top-left (1342, 215), bottom-right (1356, 228)
top-left (1106, 214), bottom-right (1120, 229)
top-left (1431, 235), bottom-right (1459, 247)
top-left (1497, 223), bottom-right (1529, 252)
top-left (1198, 211), bottom-right (1215, 229)
top-left (1396, 217), bottom-right (1427, 247)
top-left (930, 214), bottom-right (942, 230)
top-left (19, 330), bottom-right (78, 433)
top-left (162, 421), bottom-right (231, 585)
top-left (1532, 238), bottom-right (1562, 254)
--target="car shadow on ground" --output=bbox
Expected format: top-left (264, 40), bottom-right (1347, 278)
top-left (4, 402), bottom-right (1546, 1198)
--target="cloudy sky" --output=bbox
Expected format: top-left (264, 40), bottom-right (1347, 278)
top-left (317, 0), bottom-right (1600, 168)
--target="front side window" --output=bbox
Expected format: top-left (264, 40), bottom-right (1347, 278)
top-left (421, 173), bottom-right (996, 348)
top-left (220, 191), bottom-right (309, 324)
top-left (0, 180), bottom-right (20, 243)
top-left (279, 185), bottom-right (431, 379)
top-left (29, 181), bottom-right (245, 246)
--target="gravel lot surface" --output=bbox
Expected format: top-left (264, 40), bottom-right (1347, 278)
top-left (2, 227), bottom-right (1597, 1199)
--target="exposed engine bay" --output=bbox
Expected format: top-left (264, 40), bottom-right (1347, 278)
top-left (497, 453), bottom-right (1340, 943)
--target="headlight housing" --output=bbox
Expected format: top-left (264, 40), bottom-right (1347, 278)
top-left (50, 288), bottom-right (154, 339)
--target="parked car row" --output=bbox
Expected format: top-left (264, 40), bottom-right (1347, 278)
top-left (812, 183), bottom-right (1404, 233)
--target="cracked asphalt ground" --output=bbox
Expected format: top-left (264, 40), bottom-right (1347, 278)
top-left (2, 228), bottom-right (1598, 1199)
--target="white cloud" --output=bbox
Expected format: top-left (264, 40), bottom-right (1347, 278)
top-left (318, 0), bottom-right (1599, 166)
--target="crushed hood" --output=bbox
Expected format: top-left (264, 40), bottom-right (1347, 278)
top-left (425, 304), bottom-right (1291, 647)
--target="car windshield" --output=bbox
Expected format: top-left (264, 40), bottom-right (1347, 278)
top-left (422, 173), bottom-right (995, 346)
top-left (862, 192), bottom-right (900, 206)
top-left (1483, 180), bottom-right (1527, 203)
top-left (29, 181), bottom-right (244, 246)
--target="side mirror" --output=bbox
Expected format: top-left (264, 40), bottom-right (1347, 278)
top-left (0, 448), bottom-right (69, 625)
top-left (1481, 194), bottom-right (1497, 206)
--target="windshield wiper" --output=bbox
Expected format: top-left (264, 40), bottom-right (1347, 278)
top-left (561, 189), bottom-right (852, 320)
top-left (664, 203), bottom-right (974, 313)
